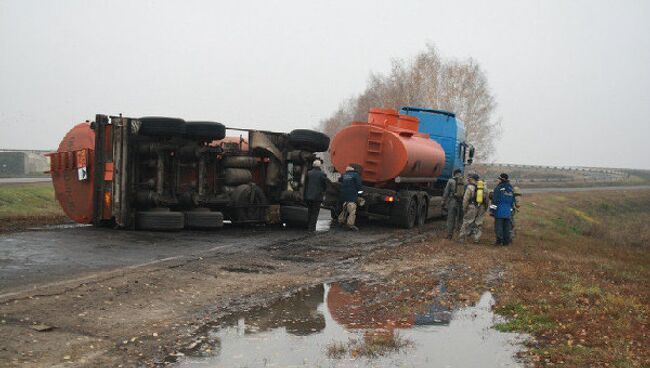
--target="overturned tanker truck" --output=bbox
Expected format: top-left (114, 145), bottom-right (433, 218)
top-left (325, 107), bottom-right (475, 228)
top-left (48, 115), bottom-right (329, 230)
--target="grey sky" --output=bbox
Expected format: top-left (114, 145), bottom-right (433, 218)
top-left (1, 0), bottom-right (649, 169)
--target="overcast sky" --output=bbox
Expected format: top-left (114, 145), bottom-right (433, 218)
top-left (1, 0), bottom-right (649, 169)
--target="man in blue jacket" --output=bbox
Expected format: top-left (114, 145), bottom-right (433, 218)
top-left (493, 173), bottom-right (515, 246)
top-left (337, 165), bottom-right (362, 231)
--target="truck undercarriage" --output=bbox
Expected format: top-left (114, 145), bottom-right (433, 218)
top-left (49, 115), bottom-right (330, 230)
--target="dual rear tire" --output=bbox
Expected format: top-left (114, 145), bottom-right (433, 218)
top-left (390, 193), bottom-right (428, 229)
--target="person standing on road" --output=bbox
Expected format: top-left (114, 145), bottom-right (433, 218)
top-left (510, 186), bottom-right (522, 240)
top-left (304, 160), bottom-right (330, 231)
top-left (493, 173), bottom-right (515, 246)
top-left (442, 169), bottom-right (464, 240)
top-left (338, 165), bottom-right (362, 231)
top-left (458, 174), bottom-right (487, 243)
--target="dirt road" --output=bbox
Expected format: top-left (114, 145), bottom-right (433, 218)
top-left (0, 213), bottom-right (442, 367)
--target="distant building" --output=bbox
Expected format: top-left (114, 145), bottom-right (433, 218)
top-left (0, 150), bottom-right (50, 177)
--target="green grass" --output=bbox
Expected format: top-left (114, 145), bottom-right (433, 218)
top-left (493, 303), bottom-right (556, 333)
top-left (0, 183), bottom-right (62, 217)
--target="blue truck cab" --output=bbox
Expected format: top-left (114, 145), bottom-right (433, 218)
top-left (399, 106), bottom-right (474, 185)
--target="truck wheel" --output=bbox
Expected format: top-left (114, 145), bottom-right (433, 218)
top-left (223, 168), bottom-right (253, 186)
top-left (288, 129), bottom-right (330, 152)
top-left (416, 200), bottom-right (427, 227)
top-left (221, 156), bottom-right (258, 169)
top-left (230, 184), bottom-right (268, 222)
top-left (281, 205), bottom-right (309, 227)
top-left (136, 210), bottom-right (184, 231)
top-left (185, 121), bottom-right (226, 140)
top-left (184, 209), bottom-right (224, 229)
top-left (391, 195), bottom-right (417, 229)
top-left (138, 117), bottom-right (186, 136)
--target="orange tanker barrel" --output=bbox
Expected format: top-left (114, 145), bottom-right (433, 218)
top-left (368, 108), bottom-right (399, 127)
top-left (49, 122), bottom-right (96, 224)
top-left (397, 114), bottom-right (419, 131)
top-left (330, 111), bottom-right (446, 184)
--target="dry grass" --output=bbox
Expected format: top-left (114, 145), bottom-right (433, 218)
top-left (325, 332), bottom-right (413, 359)
top-left (361, 189), bottom-right (650, 367)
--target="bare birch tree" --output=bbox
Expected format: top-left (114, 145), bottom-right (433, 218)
top-left (319, 45), bottom-right (500, 161)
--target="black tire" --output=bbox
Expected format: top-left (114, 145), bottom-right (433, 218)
top-left (138, 117), bottom-right (185, 137)
top-left (230, 184), bottom-right (268, 222)
top-left (136, 210), bottom-right (184, 231)
top-left (390, 195), bottom-right (418, 229)
top-left (281, 205), bottom-right (309, 226)
top-left (185, 121), bottom-right (226, 140)
top-left (223, 168), bottom-right (253, 186)
top-left (184, 210), bottom-right (224, 230)
top-left (288, 129), bottom-right (330, 152)
top-left (416, 198), bottom-right (427, 227)
top-left (221, 156), bottom-right (258, 169)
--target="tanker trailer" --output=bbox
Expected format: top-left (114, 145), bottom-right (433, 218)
top-left (48, 114), bottom-right (330, 230)
top-left (325, 107), bottom-right (474, 228)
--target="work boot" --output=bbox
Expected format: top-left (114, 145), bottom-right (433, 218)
top-left (446, 233), bottom-right (453, 240)
top-left (348, 225), bottom-right (359, 231)
top-left (457, 237), bottom-right (465, 244)
top-left (493, 241), bottom-right (502, 246)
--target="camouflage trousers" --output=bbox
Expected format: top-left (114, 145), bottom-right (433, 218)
top-left (510, 212), bottom-right (517, 239)
top-left (338, 201), bottom-right (357, 227)
top-left (445, 198), bottom-right (462, 238)
top-left (459, 204), bottom-right (487, 242)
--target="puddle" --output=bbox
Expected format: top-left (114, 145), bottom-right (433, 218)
top-left (179, 281), bottom-right (528, 368)
top-left (27, 223), bottom-right (91, 231)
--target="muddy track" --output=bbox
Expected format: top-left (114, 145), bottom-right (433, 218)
top-left (0, 214), bottom-right (445, 367)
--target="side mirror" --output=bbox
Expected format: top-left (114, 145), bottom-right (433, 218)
top-left (467, 145), bottom-right (475, 165)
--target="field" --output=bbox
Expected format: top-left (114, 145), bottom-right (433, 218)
top-left (474, 164), bottom-right (650, 188)
top-left (364, 188), bottom-right (650, 367)
top-left (495, 189), bottom-right (650, 366)
top-left (0, 183), bottom-right (67, 232)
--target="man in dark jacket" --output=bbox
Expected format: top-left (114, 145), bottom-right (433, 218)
top-left (337, 165), bottom-right (363, 231)
top-left (304, 160), bottom-right (330, 231)
top-left (493, 173), bottom-right (515, 245)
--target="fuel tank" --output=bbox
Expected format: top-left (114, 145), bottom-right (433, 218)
top-left (48, 122), bottom-right (96, 224)
top-left (330, 108), bottom-right (446, 184)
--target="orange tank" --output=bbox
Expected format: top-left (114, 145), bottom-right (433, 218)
top-left (330, 109), bottom-right (446, 183)
top-left (48, 122), bottom-right (96, 224)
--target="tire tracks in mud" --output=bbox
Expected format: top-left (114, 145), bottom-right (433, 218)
top-left (0, 220), bottom-right (447, 367)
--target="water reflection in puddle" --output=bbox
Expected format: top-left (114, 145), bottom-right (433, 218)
top-left (180, 282), bottom-right (527, 368)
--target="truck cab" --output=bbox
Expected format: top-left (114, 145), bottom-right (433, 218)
top-left (399, 106), bottom-right (473, 184)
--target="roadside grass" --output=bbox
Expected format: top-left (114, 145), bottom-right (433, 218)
top-left (493, 303), bottom-right (556, 333)
top-left (493, 189), bottom-right (650, 366)
top-left (363, 188), bottom-right (650, 367)
top-left (0, 183), bottom-right (67, 231)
